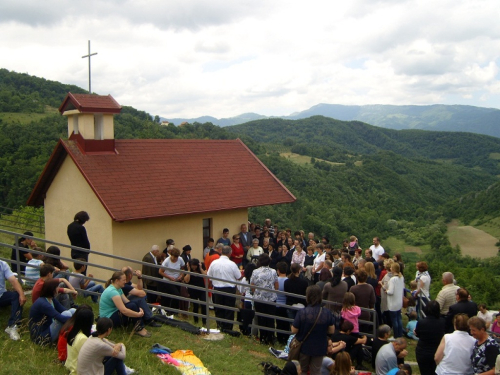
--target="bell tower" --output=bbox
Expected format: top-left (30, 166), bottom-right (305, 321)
top-left (59, 92), bottom-right (122, 153)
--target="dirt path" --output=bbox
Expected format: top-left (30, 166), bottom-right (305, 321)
top-left (447, 220), bottom-right (499, 258)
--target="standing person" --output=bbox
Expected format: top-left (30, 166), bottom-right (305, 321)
top-left (385, 263), bottom-right (405, 338)
top-left (291, 244), bottom-right (306, 270)
top-left (312, 244), bottom-right (326, 284)
top-left (67, 211), bottom-right (91, 266)
top-left (180, 245), bottom-right (192, 265)
top-left (414, 261), bottom-right (431, 315)
top-left (380, 259), bottom-right (394, 326)
top-left (350, 269), bottom-right (376, 332)
top-left (251, 253), bottom-right (279, 345)
top-left (0, 260), bottom-right (26, 340)
top-left (77, 317), bottom-right (129, 375)
top-left (216, 228), bottom-right (231, 246)
top-left (247, 239), bottom-right (264, 265)
top-left (415, 300), bottom-right (446, 375)
top-left (322, 267), bottom-right (348, 315)
top-left (158, 247), bottom-right (185, 315)
top-left (291, 285), bottom-right (335, 375)
top-left (435, 272), bottom-right (460, 316)
top-left (230, 234), bottom-right (245, 268)
top-left (469, 316), bottom-right (500, 375)
top-left (11, 231), bottom-right (36, 274)
top-left (239, 224), bottom-right (253, 266)
top-left (275, 262), bottom-right (290, 344)
top-left (434, 313), bottom-right (476, 375)
top-left (142, 244), bottom-right (161, 304)
top-left (341, 292), bottom-right (361, 334)
top-left (284, 263), bottom-right (308, 319)
top-left (203, 238), bottom-right (215, 260)
top-left (183, 259), bottom-right (207, 325)
top-left (370, 237), bottom-right (385, 261)
top-left (207, 246), bottom-right (242, 330)
top-left (446, 288), bottom-right (478, 333)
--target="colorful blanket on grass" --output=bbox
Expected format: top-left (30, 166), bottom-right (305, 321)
top-left (154, 349), bottom-right (211, 375)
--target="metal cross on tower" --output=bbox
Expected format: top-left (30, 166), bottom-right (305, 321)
top-left (82, 40), bottom-right (98, 94)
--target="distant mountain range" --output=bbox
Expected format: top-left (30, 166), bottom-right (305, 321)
top-left (166, 103), bottom-right (500, 138)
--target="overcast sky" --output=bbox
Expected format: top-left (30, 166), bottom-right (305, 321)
top-left (1, 0), bottom-right (499, 118)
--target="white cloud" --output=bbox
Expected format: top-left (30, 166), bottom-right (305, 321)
top-left (0, 0), bottom-right (499, 118)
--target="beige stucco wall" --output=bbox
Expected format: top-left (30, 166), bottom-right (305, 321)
top-left (44, 155), bottom-right (113, 283)
top-left (111, 208), bottom-right (248, 271)
top-left (44, 155), bottom-right (248, 282)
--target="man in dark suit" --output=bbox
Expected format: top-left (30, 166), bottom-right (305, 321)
top-left (142, 244), bottom-right (161, 303)
top-left (446, 287), bottom-right (478, 333)
top-left (238, 223), bottom-right (253, 267)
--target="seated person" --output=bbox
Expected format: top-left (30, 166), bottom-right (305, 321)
top-left (372, 324), bottom-right (391, 368)
top-left (77, 317), bottom-right (132, 375)
top-left (99, 271), bottom-right (151, 337)
top-left (330, 351), bottom-right (356, 375)
top-left (65, 308), bottom-right (94, 374)
top-left (32, 264), bottom-right (77, 309)
top-left (375, 338), bottom-right (408, 375)
top-left (44, 246), bottom-right (70, 279)
top-left (0, 260), bottom-right (26, 341)
top-left (387, 363), bottom-right (412, 375)
top-left (29, 279), bottom-right (76, 345)
top-left (24, 247), bottom-right (45, 287)
top-left (58, 304), bottom-right (93, 363)
top-left (121, 266), bottom-right (161, 327)
top-left (68, 259), bottom-right (104, 303)
top-left (331, 320), bottom-right (368, 371)
top-left (404, 311), bottom-right (418, 340)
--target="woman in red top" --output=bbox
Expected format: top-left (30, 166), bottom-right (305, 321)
top-left (230, 234), bottom-right (244, 267)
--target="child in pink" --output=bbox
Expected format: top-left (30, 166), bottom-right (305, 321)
top-left (341, 292), bottom-right (361, 333)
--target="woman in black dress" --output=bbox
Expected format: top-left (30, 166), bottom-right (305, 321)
top-left (414, 300), bottom-right (446, 375)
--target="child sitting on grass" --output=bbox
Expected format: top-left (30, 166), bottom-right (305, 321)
top-left (68, 259), bottom-right (104, 303)
top-left (404, 311), bottom-right (418, 340)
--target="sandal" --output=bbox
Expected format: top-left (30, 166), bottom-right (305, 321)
top-left (134, 330), bottom-right (152, 338)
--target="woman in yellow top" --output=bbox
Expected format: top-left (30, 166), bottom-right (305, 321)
top-left (65, 308), bottom-right (94, 374)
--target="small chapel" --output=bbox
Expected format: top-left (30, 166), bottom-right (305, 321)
top-left (27, 93), bottom-right (296, 280)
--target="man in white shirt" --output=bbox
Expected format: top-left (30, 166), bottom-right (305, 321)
top-left (207, 246), bottom-right (243, 330)
top-left (370, 237), bottom-right (385, 261)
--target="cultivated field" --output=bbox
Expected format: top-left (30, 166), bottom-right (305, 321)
top-left (447, 220), bottom-right (499, 258)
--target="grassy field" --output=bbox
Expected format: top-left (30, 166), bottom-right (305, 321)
top-left (280, 152), bottom-right (345, 167)
top-left (476, 216), bottom-right (500, 240)
top-left (0, 107), bottom-right (58, 125)
top-left (447, 219), bottom-right (499, 258)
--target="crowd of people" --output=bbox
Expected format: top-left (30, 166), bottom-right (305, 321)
top-left (2, 215), bottom-right (500, 375)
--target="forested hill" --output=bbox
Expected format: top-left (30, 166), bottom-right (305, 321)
top-left (0, 68), bottom-right (87, 112)
top-left (226, 116), bottom-right (500, 175)
top-left (0, 67), bottom-right (499, 241)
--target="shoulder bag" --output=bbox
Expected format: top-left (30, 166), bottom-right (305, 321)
top-left (288, 307), bottom-right (322, 361)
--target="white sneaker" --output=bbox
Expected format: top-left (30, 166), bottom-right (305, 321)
top-left (125, 366), bottom-right (135, 374)
top-left (5, 325), bottom-right (20, 341)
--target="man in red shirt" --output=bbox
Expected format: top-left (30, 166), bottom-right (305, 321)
top-left (32, 264), bottom-right (77, 303)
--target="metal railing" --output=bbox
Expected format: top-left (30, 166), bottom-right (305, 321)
top-left (1, 228), bottom-right (377, 338)
top-left (0, 206), bottom-right (45, 234)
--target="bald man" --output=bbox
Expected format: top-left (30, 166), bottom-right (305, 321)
top-left (142, 245), bottom-right (161, 303)
top-left (435, 272), bottom-right (460, 316)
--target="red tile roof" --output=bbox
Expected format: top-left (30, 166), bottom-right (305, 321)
top-left (27, 139), bottom-right (296, 221)
top-left (59, 93), bottom-right (122, 114)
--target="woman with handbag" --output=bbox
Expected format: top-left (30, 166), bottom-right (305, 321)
top-left (290, 285), bottom-right (335, 375)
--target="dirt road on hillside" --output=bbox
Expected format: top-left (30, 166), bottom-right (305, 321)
top-left (447, 220), bottom-right (499, 258)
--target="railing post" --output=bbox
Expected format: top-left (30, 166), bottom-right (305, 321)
top-left (205, 281), bottom-right (210, 333)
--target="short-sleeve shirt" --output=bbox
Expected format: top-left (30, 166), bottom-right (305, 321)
top-left (292, 305), bottom-right (335, 356)
top-left (25, 259), bottom-right (43, 287)
top-left (99, 285), bottom-right (123, 318)
top-left (161, 257), bottom-right (185, 279)
top-left (0, 260), bottom-right (14, 298)
top-left (250, 267), bottom-right (278, 302)
top-left (313, 253), bottom-right (326, 273)
top-left (471, 336), bottom-right (500, 373)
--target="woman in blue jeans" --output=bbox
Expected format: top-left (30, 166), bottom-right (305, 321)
top-left (99, 271), bottom-right (150, 337)
top-left (29, 278), bottom-right (75, 345)
top-left (385, 263), bottom-right (405, 338)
